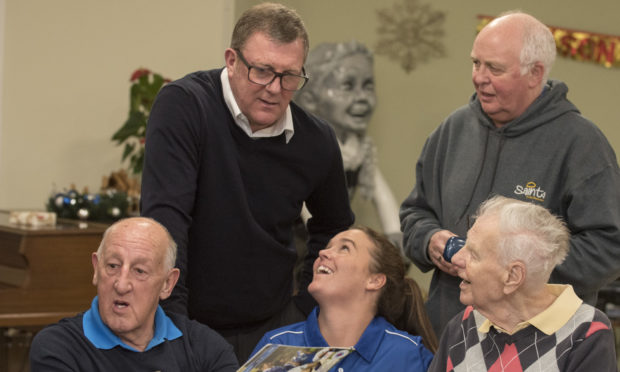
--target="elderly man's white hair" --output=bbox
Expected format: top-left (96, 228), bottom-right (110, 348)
top-left (96, 217), bottom-right (177, 271)
top-left (475, 195), bottom-right (569, 284)
top-left (490, 11), bottom-right (557, 86)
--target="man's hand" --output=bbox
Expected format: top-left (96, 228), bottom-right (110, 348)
top-left (428, 230), bottom-right (459, 276)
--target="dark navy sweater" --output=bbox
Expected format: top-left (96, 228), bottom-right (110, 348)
top-left (141, 69), bottom-right (354, 329)
top-left (30, 312), bottom-right (239, 371)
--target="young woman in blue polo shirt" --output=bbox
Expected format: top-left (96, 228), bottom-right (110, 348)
top-left (252, 226), bottom-right (437, 371)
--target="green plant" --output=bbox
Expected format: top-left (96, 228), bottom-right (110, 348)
top-left (112, 68), bottom-right (169, 175)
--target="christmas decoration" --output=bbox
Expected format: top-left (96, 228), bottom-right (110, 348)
top-left (101, 169), bottom-right (140, 215)
top-left (477, 15), bottom-right (620, 69)
top-left (9, 211), bottom-right (57, 227)
top-left (375, 0), bottom-right (446, 73)
top-left (46, 184), bottom-right (129, 223)
top-left (111, 68), bottom-right (170, 175)
top-left (77, 208), bottom-right (90, 220)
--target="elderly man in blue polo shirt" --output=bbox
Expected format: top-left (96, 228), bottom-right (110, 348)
top-left (30, 217), bottom-right (238, 371)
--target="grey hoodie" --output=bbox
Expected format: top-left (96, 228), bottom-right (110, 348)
top-left (400, 80), bottom-right (620, 336)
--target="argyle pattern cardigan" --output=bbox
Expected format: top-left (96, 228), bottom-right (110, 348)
top-left (429, 304), bottom-right (617, 372)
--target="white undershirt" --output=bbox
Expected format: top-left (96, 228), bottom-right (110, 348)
top-left (220, 68), bottom-right (294, 143)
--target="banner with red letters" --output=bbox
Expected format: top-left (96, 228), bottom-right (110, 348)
top-left (477, 15), bottom-right (620, 68)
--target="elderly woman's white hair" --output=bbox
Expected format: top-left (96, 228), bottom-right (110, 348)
top-left (294, 40), bottom-right (373, 102)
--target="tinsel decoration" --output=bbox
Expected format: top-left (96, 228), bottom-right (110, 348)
top-left (477, 15), bottom-right (620, 69)
top-left (47, 188), bottom-right (129, 222)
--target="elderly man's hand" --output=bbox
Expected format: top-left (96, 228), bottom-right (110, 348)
top-left (428, 230), bottom-right (459, 276)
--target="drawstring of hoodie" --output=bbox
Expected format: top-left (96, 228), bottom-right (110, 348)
top-left (487, 132), bottom-right (505, 193)
top-left (456, 127), bottom-right (507, 228)
top-left (456, 128), bottom-right (490, 226)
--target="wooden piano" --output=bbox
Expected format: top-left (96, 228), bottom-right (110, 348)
top-left (0, 211), bottom-right (107, 371)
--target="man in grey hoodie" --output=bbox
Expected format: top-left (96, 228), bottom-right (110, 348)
top-left (400, 10), bottom-right (620, 337)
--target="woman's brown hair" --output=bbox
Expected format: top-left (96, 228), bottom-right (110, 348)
top-left (356, 226), bottom-right (438, 353)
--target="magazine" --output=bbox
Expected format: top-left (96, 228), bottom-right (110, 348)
top-left (237, 344), bottom-right (354, 372)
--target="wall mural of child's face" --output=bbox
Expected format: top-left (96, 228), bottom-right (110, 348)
top-left (314, 54), bottom-right (377, 136)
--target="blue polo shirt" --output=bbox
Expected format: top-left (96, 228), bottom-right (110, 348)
top-left (83, 296), bottom-right (182, 352)
top-left (251, 307), bottom-right (434, 371)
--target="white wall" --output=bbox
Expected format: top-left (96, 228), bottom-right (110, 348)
top-left (0, 0), bottom-right (234, 209)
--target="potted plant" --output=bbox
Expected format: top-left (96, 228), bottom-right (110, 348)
top-left (111, 68), bottom-right (170, 175)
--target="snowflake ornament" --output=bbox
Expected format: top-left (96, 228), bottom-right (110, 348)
top-left (375, 0), bottom-right (446, 73)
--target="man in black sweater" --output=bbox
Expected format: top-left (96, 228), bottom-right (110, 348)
top-left (30, 217), bottom-right (238, 371)
top-left (140, 2), bottom-right (354, 363)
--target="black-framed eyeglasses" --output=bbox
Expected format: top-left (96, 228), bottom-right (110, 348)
top-left (234, 49), bottom-right (309, 91)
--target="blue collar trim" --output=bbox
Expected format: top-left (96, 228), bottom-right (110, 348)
top-left (83, 296), bottom-right (182, 352)
top-left (305, 307), bottom-right (386, 362)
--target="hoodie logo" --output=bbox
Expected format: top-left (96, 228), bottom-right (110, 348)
top-left (514, 181), bottom-right (546, 202)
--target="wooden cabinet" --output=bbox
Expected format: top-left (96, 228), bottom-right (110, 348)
top-left (0, 211), bottom-right (107, 371)
top-left (0, 212), bottom-right (107, 326)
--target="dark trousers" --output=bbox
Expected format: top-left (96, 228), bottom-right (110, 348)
top-left (216, 299), bottom-right (306, 365)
